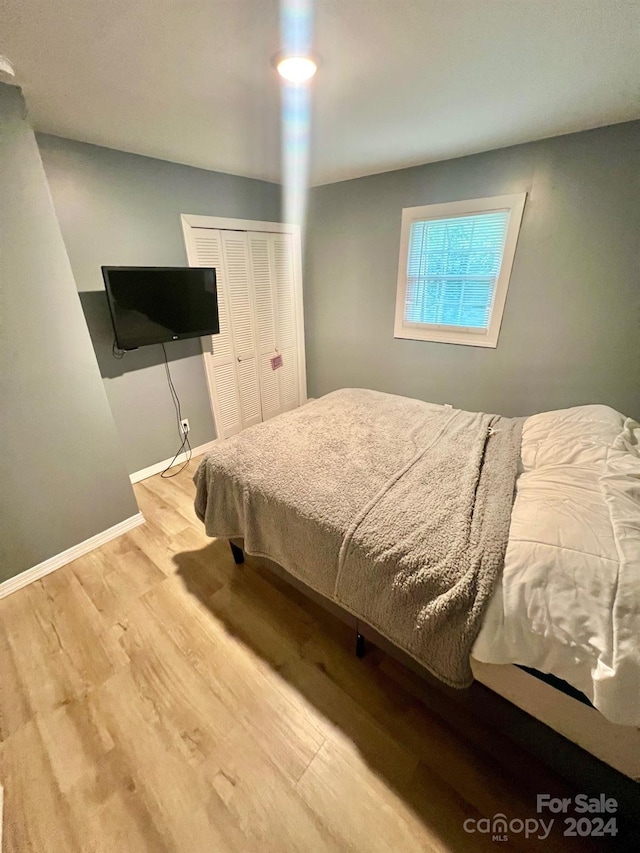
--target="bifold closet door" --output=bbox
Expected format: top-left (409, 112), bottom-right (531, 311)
top-left (272, 233), bottom-right (300, 414)
top-left (220, 231), bottom-right (262, 431)
top-left (187, 228), bottom-right (260, 439)
top-left (183, 220), bottom-right (305, 439)
top-left (247, 231), bottom-right (299, 420)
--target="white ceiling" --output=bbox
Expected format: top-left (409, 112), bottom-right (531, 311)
top-left (2, 0), bottom-right (639, 185)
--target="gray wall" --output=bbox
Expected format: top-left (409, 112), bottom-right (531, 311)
top-left (305, 122), bottom-right (640, 420)
top-left (0, 85), bottom-right (138, 582)
top-left (37, 134), bottom-right (281, 474)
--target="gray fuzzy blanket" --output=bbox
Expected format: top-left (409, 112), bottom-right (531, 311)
top-left (194, 388), bottom-right (524, 687)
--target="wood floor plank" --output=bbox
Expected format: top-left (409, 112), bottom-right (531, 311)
top-left (64, 747), bottom-right (176, 853)
top-left (295, 736), bottom-right (488, 853)
top-left (198, 724), bottom-right (340, 852)
top-left (1, 462), bottom-right (626, 851)
top-left (0, 614), bottom-right (32, 743)
top-left (0, 576), bottom-right (124, 719)
top-left (34, 690), bottom-right (114, 796)
top-left (115, 597), bottom-right (238, 760)
top-left (206, 567), bottom-right (319, 669)
top-left (83, 669), bottom-right (241, 853)
top-left (69, 552), bottom-right (125, 623)
top-left (125, 519), bottom-right (192, 578)
top-left (147, 461), bottom-right (199, 507)
top-left (34, 569), bottom-right (129, 691)
top-left (0, 720), bottom-right (80, 853)
top-left (279, 653), bottom-right (421, 791)
top-left (136, 474), bottom-right (200, 536)
top-left (137, 579), bottom-right (328, 784)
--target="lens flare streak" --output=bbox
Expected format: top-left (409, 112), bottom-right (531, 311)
top-left (279, 0), bottom-right (315, 235)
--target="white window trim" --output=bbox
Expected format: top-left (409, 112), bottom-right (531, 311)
top-left (393, 193), bottom-right (527, 348)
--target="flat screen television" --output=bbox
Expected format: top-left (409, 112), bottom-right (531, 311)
top-left (102, 266), bottom-right (219, 351)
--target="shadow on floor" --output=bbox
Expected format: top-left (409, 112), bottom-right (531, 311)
top-left (173, 540), bottom-right (638, 853)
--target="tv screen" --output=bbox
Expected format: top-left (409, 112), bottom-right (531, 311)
top-left (102, 266), bottom-right (219, 350)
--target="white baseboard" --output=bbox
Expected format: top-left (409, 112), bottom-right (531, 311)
top-left (129, 439), bottom-right (217, 484)
top-left (0, 512), bottom-right (145, 600)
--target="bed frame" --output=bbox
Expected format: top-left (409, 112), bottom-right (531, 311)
top-left (231, 538), bottom-right (589, 696)
top-left (228, 539), bottom-right (640, 790)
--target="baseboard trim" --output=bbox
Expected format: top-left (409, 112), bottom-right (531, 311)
top-left (0, 512), bottom-right (145, 600)
top-left (129, 439), bottom-right (218, 484)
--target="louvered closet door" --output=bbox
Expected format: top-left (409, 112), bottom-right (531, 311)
top-left (248, 233), bottom-right (281, 421)
top-left (190, 228), bottom-right (242, 439)
top-left (247, 232), bottom-right (300, 419)
top-left (184, 219), bottom-right (305, 439)
top-left (220, 231), bottom-right (262, 431)
top-left (272, 233), bottom-right (299, 413)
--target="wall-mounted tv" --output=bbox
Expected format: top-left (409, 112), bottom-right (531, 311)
top-left (102, 266), bottom-right (219, 351)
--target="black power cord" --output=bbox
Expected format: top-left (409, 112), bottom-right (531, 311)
top-left (111, 338), bottom-right (192, 478)
top-left (160, 343), bottom-right (192, 478)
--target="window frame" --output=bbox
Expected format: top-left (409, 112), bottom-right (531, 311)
top-left (393, 193), bottom-right (527, 348)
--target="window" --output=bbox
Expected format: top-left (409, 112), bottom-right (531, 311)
top-left (394, 193), bottom-right (526, 348)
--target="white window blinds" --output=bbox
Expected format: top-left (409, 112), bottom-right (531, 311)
top-left (394, 194), bottom-right (527, 348)
top-left (404, 211), bottom-right (509, 332)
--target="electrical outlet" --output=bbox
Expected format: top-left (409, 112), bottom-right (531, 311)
top-left (180, 419), bottom-right (190, 434)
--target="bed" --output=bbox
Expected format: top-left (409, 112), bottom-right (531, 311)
top-left (193, 388), bottom-right (640, 769)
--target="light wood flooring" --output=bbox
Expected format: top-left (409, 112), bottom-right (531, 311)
top-left (0, 460), bottom-right (627, 851)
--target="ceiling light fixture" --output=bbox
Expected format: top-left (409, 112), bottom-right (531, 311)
top-left (276, 55), bottom-right (317, 83)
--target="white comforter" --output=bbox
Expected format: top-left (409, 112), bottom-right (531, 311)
top-left (472, 405), bottom-right (640, 727)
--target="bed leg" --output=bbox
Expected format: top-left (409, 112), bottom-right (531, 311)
top-left (355, 632), bottom-right (366, 659)
top-left (229, 541), bottom-right (244, 565)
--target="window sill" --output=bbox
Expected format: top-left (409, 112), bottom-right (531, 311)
top-left (393, 328), bottom-right (499, 348)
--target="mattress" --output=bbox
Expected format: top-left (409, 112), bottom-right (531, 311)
top-left (472, 405), bottom-right (640, 727)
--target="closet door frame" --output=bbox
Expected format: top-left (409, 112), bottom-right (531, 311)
top-left (180, 214), bottom-right (308, 433)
